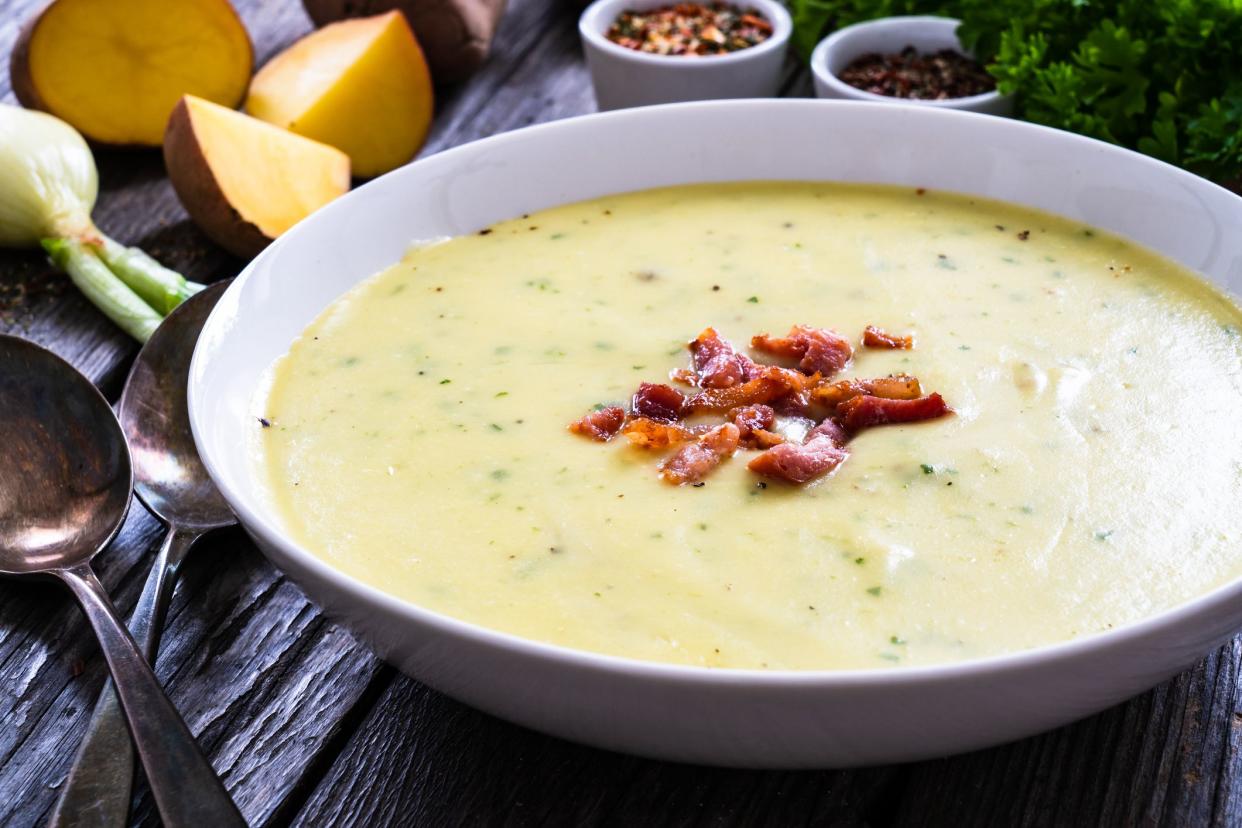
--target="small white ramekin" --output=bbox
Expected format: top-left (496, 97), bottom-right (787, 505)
top-left (810, 16), bottom-right (1011, 116)
top-left (579, 0), bottom-right (792, 111)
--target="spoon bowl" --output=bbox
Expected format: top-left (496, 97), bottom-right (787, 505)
top-left (0, 335), bottom-right (131, 574)
top-left (121, 283), bottom-right (233, 531)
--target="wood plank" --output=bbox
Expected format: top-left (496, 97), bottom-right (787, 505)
top-left (292, 673), bottom-right (902, 827)
top-left (894, 641), bottom-right (1242, 827)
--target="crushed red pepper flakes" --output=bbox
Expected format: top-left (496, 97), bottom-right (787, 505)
top-left (606, 3), bottom-right (772, 56)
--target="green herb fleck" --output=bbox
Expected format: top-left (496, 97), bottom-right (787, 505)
top-left (747, 296), bottom-right (760, 303)
top-left (491, 469), bottom-right (510, 481)
top-left (855, 557), bottom-right (866, 565)
top-left (890, 635), bottom-right (906, 646)
top-left (1095, 529), bottom-right (1114, 541)
top-left (439, 378), bottom-right (451, 385)
top-left (866, 586), bottom-right (883, 597)
top-left (921, 463), bottom-right (936, 474)
top-left (489, 423), bottom-right (504, 432)
top-left (495, 391), bottom-right (509, 398)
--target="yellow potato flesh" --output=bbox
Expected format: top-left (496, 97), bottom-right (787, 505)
top-left (25, 0), bottom-right (252, 146)
top-left (245, 11), bottom-right (434, 178)
top-left (183, 96), bottom-right (350, 239)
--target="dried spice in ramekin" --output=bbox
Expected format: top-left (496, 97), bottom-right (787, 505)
top-left (605, 3), bottom-right (773, 56)
top-left (838, 46), bottom-right (995, 100)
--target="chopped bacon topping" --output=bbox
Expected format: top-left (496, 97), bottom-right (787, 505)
top-left (572, 323), bottom-right (952, 488)
top-left (623, 417), bottom-right (695, 449)
top-left (688, 365), bottom-right (815, 413)
top-left (660, 423), bottom-right (740, 485)
top-left (730, 404), bottom-right (784, 449)
top-left (811, 375), bottom-right (923, 409)
top-left (689, 327), bottom-right (758, 388)
top-left (838, 393), bottom-right (951, 434)
top-left (752, 324), bottom-right (853, 378)
top-left (568, 406), bottom-right (626, 441)
top-left (631, 382), bottom-right (687, 422)
top-left (748, 421), bottom-right (849, 484)
top-left (862, 325), bottom-right (914, 349)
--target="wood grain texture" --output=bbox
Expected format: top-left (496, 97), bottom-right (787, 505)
top-left (1, 0), bottom-right (1241, 826)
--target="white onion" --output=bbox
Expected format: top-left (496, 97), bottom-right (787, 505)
top-left (0, 103), bottom-right (98, 247)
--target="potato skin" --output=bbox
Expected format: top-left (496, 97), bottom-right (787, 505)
top-left (10, 6), bottom-right (49, 115)
top-left (302, 0), bottom-right (506, 83)
top-left (163, 98), bottom-right (272, 259)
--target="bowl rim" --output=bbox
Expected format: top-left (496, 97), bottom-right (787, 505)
top-left (578, 0), bottom-right (792, 69)
top-left (190, 98), bottom-right (1242, 689)
top-left (810, 15), bottom-right (1007, 109)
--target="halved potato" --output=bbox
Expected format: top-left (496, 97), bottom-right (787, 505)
top-left (10, 0), bottom-right (253, 147)
top-left (164, 95), bottom-right (350, 258)
top-left (245, 11), bottom-right (434, 178)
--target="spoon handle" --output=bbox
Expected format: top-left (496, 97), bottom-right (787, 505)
top-left (50, 528), bottom-right (199, 828)
top-left (57, 562), bottom-right (246, 828)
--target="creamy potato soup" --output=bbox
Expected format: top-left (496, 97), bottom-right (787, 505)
top-left (257, 183), bottom-right (1242, 670)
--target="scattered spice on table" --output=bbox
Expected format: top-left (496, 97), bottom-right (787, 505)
top-left (605, 3), bottom-right (773, 56)
top-left (837, 46), bottom-right (995, 100)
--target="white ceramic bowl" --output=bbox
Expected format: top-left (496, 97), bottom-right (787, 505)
top-left (190, 100), bottom-right (1242, 768)
top-left (811, 16), bottom-right (1011, 115)
top-left (578, 0), bottom-right (791, 110)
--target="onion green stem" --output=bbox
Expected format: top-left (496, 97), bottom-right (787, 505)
top-left (42, 238), bottom-right (162, 342)
top-left (96, 236), bottom-right (204, 316)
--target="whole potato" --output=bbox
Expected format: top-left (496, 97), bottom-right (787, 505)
top-left (303, 0), bottom-right (506, 83)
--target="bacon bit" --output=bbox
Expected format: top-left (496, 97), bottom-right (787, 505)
top-left (862, 325), bottom-right (914, 349)
top-left (807, 418), bottom-right (849, 446)
top-left (631, 382), bottom-right (687, 422)
top-left (748, 422), bottom-right (849, 484)
top-left (751, 324), bottom-right (853, 377)
top-left (623, 417), bottom-right (696, 449)
top-left (669, 367), bottom-right (698, 385)
top-left (568, 406), bottom-right (626, 441)
top-left (688, 365), bottom-right (813, 413)
top-left (660, 423), bottom-right (740, 484)
top-left (730, 404), bottom-right (784, 449)
top-left (690, 327), bottom-right (758, 388)
top-left (811, 375), bottom-right (923, 408)
top-left (730, 403), bottom-right (774, 433)
top-left (838, 393), bottom-right (951, 433)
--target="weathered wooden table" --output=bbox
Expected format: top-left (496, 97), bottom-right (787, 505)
top-left (2, 1), bottom-right (1240, 824)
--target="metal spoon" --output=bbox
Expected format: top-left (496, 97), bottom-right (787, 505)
top-left (50, 281), bottom-right (239, 828)
top-left (0, 334), bottom-right (244, 828)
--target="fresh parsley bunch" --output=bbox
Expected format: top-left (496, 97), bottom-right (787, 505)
top-left (790, 0), bottom-right (1242, 183)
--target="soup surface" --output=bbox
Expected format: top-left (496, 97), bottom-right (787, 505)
top-left (257, 182), bottom-right (1242, 670)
